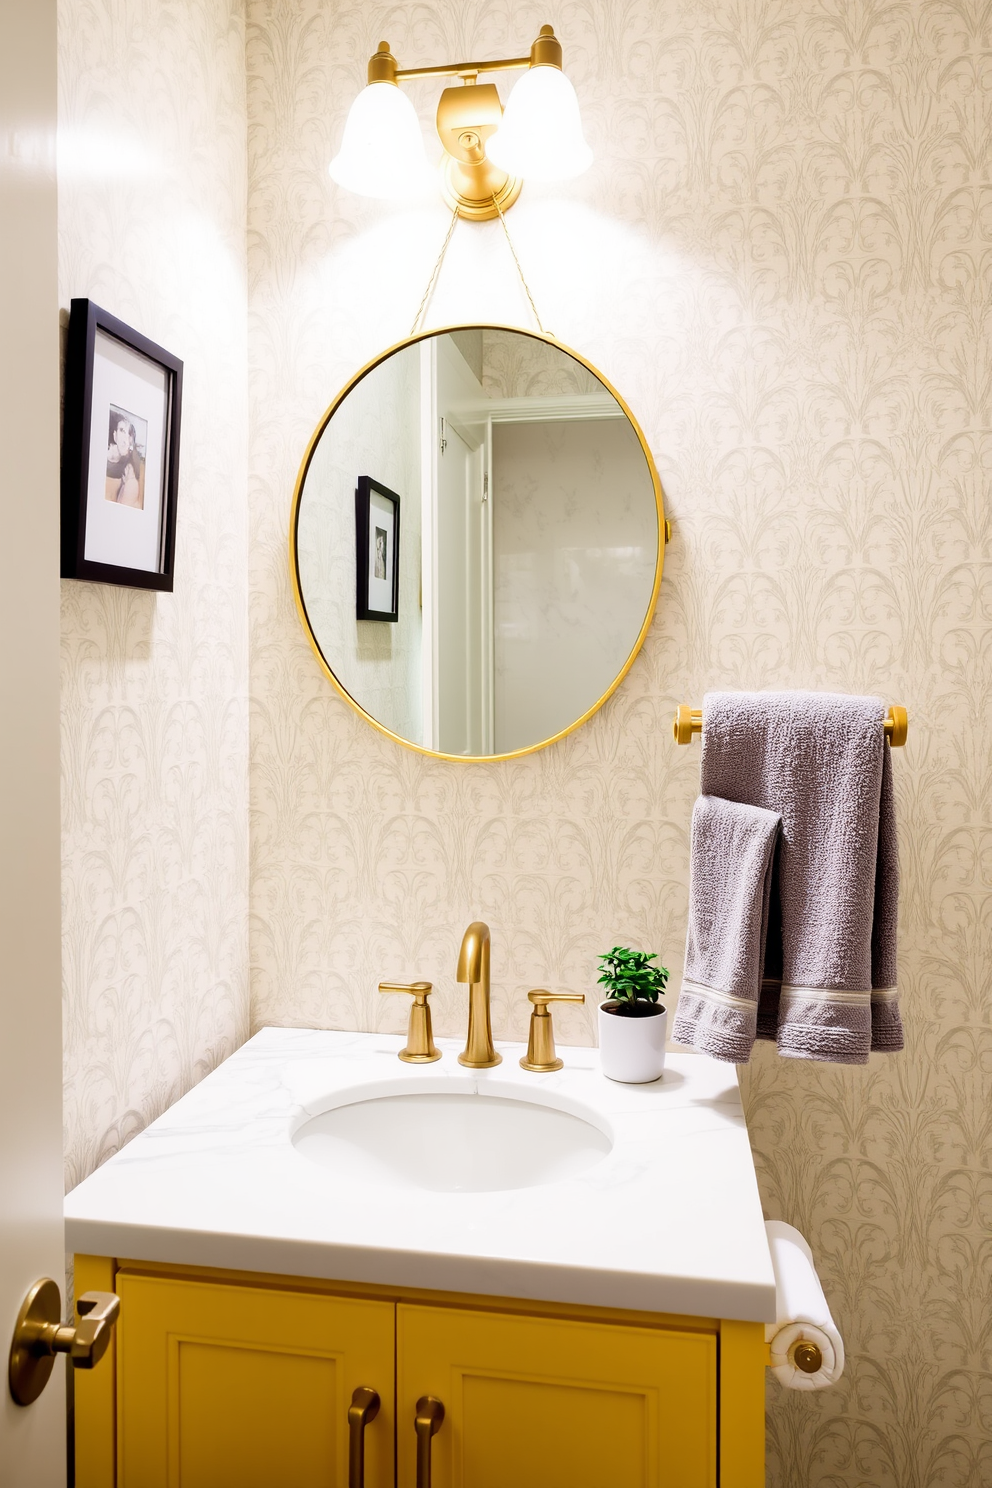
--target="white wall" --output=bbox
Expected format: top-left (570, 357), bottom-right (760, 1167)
top-left (492, 416), bottom-right (655, 754)
top-left (59, 0), bottom-right (250, 1190)
top-left (297, 342), bottom-right (422, 743)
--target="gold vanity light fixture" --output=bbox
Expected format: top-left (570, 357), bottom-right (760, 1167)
top-left (328, 25), bottom-right (592, 220)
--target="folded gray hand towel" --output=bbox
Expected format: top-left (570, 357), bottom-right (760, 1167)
top-left (677, 691), bottom-right (903, 1065)
top-left (672, 795), bottom-right (781, 1061)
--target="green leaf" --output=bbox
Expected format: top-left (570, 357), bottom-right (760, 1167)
top-left (596, 946), bottom-right (669, 1005)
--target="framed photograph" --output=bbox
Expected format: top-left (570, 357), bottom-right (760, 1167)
top-left (355, 475), bottom-right (400, 622)
top-left (61, 298), bottom-right (183, 590)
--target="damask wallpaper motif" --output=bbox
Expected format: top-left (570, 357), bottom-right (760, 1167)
top-left (246, 2), bottom-right (991, 1484)
top-left (59, 0), bottom-right (251, 1190)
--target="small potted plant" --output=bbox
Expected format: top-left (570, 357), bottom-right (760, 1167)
top-left (597, 947), bottom-right (670, 1083)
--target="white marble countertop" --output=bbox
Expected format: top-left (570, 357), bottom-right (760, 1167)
top-left (65, 1028), bottom-right (776, 1322)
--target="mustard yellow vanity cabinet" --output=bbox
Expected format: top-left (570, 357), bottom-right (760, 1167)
top-left (73, 1256), bottom-right (766, 1488)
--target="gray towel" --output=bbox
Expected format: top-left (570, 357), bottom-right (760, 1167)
top-left (672, 796), bottom-right (781, 1061)
top-left (677, 690), bottom-right (904, 1065)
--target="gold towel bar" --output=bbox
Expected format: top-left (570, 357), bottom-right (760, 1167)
top-left (673, 703), bottom-right (908, 747)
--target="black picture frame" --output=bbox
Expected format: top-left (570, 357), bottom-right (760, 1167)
top-left (61, 298), bottom-right (183, 590)
top-left (355, 475), bottom-right (400, 622)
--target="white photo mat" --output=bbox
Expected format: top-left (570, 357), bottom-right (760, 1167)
top-left (366, 485), bottom-right (396, 615)
top-left (83, 329), bottom-right (169, 572)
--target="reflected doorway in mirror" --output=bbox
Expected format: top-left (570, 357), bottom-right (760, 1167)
top-left (356, 475), bottom-right (400, 621)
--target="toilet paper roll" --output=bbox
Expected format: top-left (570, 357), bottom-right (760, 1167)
top-left (764, 1220), bottom-right (845, 1391)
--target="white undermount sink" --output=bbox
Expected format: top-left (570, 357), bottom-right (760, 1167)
top-left (292, 1083), bottom-right (613, 1193)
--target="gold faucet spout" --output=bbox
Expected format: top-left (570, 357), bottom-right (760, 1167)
top-left (456, 921), bottom-right (501, 1068)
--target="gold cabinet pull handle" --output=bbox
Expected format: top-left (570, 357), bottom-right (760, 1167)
top-left (348, 1385), bottom-right (380, 1488)
top-left (378, 981), bottom-right (441, 1063)
top-left (8, 1280), bottom-right (120, 1406)
top-left (519, 989), bottom-right (585, 1072)
top-left (415, 1394), bottom-right (444, 1488)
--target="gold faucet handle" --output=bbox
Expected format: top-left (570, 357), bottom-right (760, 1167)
top-left (527, 990), bottom-right (585, 1008)
top-left (379, 980), bottom-right (433, 1001)
top-left (520, 990), bottom-right (585, 1073)
top-left (378, 982), bottom-right (441, 1064)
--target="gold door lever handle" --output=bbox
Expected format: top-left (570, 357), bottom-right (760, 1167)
top-left (8, 1279), bottom-right (120, 1405)
top-left (378, 981), bottom-right (441, 1063)
top-left (69, 1291), bottom-right (120, 1366)
top-left (415, 1394), bottom-right (444, 1488)
top-left (519, 989), bottom-right (585, 1072)
top-left (348, 1385), bottom-right (381, 1488)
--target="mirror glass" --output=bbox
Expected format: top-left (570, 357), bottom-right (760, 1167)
top-left (293, 327), bottom-right (662, 759)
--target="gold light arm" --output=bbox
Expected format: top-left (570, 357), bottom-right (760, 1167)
top-left (395, 55), bottom-right (530, 81)
top-left (378, 981), bottom-right (440, 1063)
top-left (389, 22), bottom-right (561, 81)
top-left (673, 703), bottom-right (908, 747)
top-left (519, 989), bottom-right (585, 1073)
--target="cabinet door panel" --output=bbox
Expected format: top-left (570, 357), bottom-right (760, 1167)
top-left (397, 1304), bottom-right (716, 1488)
top-left (117, 1273), bottom-right (394, 1488)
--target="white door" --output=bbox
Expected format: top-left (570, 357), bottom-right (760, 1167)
top-left (0, 2), bottom-right (67, 1483)
top-left (425, 336), bottom-right (492, 756)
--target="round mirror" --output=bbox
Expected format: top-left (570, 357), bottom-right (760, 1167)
top-left (292, 326), bottom-right (664, 760)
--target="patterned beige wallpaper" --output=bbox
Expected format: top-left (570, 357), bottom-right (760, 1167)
top-left (59, 0), bottom-right (251, 1190)
top-left (247, 2), bottom-right (990, 1483)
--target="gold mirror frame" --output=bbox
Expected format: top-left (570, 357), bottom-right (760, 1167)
top-left (290, 323), bottom-right (667, 763)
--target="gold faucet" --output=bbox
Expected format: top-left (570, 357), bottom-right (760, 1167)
top-left (456, 921), bottom-right (501, 1068)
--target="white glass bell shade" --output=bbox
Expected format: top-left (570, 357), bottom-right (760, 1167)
top-left (328, 81), bottom-right (432, 200)
top-left (487, 65), bottom-right (593, 183)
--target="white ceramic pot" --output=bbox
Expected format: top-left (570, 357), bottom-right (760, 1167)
top-left (598, 1001), bottom-right (667, 1084)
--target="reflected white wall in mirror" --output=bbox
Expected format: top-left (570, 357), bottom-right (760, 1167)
top-left (293, 327), bottom-right (663, 760)
top-left (298, 343), bottom-right (423, 743)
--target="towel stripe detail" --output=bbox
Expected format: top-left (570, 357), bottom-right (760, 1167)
top-left (870, 986), bottom-right (898, 1002)
top-left (681, 980), bottom-right (758, 1015)
top-left (781, 985), bottom-right (870, 1007)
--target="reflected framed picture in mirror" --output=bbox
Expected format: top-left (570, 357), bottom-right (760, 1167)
top-left (356, 475), bottom-right (400, 622)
